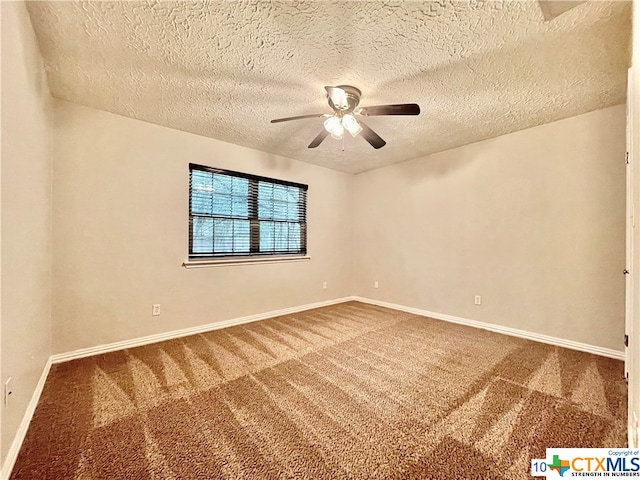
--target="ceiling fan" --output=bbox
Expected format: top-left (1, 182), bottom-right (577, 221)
top-left (270, 85), bottom-right (420, 149)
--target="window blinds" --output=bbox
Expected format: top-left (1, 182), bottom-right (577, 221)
top-left (189, 164), bottom-right (308, 258)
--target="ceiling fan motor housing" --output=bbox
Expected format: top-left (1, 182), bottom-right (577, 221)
top-left (329, 85), bottom-right (362, 112)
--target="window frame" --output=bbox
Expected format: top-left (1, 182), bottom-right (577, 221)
top-left (188, 163), bottom-right (308, 261)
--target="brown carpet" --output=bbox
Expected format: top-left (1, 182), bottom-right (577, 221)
top-left (11, 301), bottom-right (627, 479)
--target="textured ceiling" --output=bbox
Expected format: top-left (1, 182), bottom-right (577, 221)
top-left (27, 1), bottom-right (632, 174)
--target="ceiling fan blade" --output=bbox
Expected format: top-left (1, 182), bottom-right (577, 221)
top-left (358, 104), bottom-right (420, 116)
top-left (325, 86), bottom-right (349, 110)
top-left (270, 113), bottom-right (326, 123)
top-left (308, 129), bottom-right (329, 148)
top-left (358, 120), bottom-right (386, 149)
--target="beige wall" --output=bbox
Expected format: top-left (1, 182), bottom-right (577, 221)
top-left (50, 101), bottom-right (628, 355)
top-left (52, 100), bottom-right (353, 354)
top-left (353, 105), bottom-right (626, 351)
top-left (1, 1), bottom-right (53, 465)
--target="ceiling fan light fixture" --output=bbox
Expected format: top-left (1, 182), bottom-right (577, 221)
top-left (324, 115), bottom-right (345, 139)
top-left (330, 123), bottom-right (345, 140)
top-left (324, 115), bottom-right (341, 134)
top-left (342, 114), bottom-right (362, 137)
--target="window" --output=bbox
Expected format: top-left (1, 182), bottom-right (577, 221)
top-left (189, 163), bottom-right (307, 259)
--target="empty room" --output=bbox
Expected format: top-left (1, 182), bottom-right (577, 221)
top-left (2, 0), bottom-right (640, 478)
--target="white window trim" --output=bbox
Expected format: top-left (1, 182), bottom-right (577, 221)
top-left (182, 255), bottom-right (311, 268)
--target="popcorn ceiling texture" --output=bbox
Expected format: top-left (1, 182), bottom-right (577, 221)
top-left (26, 1), bottom-right (631, 174)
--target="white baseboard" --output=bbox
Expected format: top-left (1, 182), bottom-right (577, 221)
top-left (1, 357), bottom-right (52, 480)
top-left (49, 294), bottom-right (624, 365)
top-left (353, 296), bottom-right (625, 360)
top-left (50, 296), bottom-right (356, 364)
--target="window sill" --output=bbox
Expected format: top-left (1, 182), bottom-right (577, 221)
top-left (182, 255), bottom-right (311, 268)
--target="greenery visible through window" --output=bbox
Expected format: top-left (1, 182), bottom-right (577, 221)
top-left (189, 164), bottom-right (307, 258)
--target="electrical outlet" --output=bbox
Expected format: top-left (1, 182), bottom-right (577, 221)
top-left (322, 281), bottom-right (327, 290)
top-left (4, 377), bottom-right (12, 408)
top-left (152, 304), bottom-right (161, 316)
top-left (374, 281), bottom-right (379, 289)
top-left (474, 295), bottom-right (482, 306)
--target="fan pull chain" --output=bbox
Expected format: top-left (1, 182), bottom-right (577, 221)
top-left (342, 134), bottom-right (345, 152)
